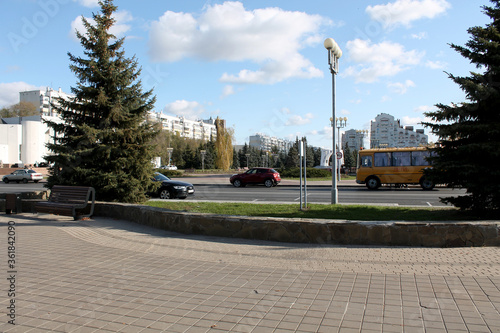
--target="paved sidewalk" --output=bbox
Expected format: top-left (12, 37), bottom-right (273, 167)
top-left (1, 213), bottom-right (499, 332)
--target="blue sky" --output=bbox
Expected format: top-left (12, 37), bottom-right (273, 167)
top-left (0, 0), bottom-right (490, 148)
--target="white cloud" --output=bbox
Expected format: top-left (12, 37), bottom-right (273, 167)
top-left (411, 32), bottom-right (428, 39)
top-left (366, 0), bottom-right (451, 29)
top-left (414, 105), bottom-right (435, 113)
top-left (69, 10), bottom-right (133, 41)
top-left (73, 0), bottom-right (99, 7)
top-left (313, 126), bottom-right (334, 141)
top-left (343, 39), bottom-right (424, 83)
top-left (286, 112), bottom-right (314, 126)
top-left (0, 82), bottom-right (42, 108)
top-left (402, 115), bottom-right (425, 126)
top-left (220, 85), bottom-right (235, 99)
top-left (388, 79), bottom-right (415, 94)
top-left (148, 1), bottom-right (328, 84)
top-left (163, 100), bottom-right (205, 120)
top-left (425, 60), bottom-right (446, 69)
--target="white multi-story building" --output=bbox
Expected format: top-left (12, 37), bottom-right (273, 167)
top-left (0, 115), bottom-right (60, 165)
top-left (1, 87), bottom-right (71, 165)
top-left (3, 88), bottom-right (222, 165)
top-left (342, 129), bottom-right (368, 151)
top-left (20, 87), bottom-right (73, 117)
top-left (147, 112), bottom-right (217, 141)
top-left (370, 113), bottom-right (428, 148)
top-left (249, 133), bottom-right (293, 153)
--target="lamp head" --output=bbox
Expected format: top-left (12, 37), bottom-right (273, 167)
top-left (324, 38), bottom-right (342, 58)
top-left (324, 38), bottom-right (336, 50)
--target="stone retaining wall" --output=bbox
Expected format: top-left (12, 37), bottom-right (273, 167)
top-left (2, 195), bottom-right (499, 247)
top-left (93, 202), bottom-right (500, 247)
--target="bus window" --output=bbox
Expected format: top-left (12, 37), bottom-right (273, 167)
top-left (374, 152), bottom-right (391, 167)
top-left (411, 151), bottom-right (430, 166)
top-left (359, 155), bottom-right (372, 167)
top-left (392, 152), bottom-right (411, 166)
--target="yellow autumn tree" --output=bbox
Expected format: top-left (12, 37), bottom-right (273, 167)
top-left (215, 117), bottom-right (234, 170)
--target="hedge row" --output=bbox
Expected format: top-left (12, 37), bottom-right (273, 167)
top-left (279, 167), bottom-right (331, 178)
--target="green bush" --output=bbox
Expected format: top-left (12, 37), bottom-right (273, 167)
top-left (155, 169), bottom-right (183, 177)
top-left (279, 167), bottom-right (331, 178)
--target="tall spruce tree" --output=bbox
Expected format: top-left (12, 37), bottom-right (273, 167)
top-left (44, 0), bottom-right (159, 203)
top-left (423, 0), bottom-right (500, 212)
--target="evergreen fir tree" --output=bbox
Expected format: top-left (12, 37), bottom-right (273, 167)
top-left (423, 0), bottom-right (500, 212)
top-left (232, 147), bottom-right (240, 169)
top-left (182, 146), bottom-right (196, 169)
top-left (343, 143), bottom-right (354, 171)
top-left (44, 0), bottom-right (158, 203)
top-left (285, 138), bottom-right (300, 168)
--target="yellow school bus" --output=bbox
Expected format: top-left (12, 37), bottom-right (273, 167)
top-left (356, 147), bottom-right (435, 190)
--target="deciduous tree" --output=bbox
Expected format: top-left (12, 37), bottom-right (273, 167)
top-left (215, 117), bottom-right (234, 170)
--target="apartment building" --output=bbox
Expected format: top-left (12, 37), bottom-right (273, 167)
top-left (370, 113), bottom-right (428, 148)
top-left (20, 87), bottom-right (73, 117)
top-left (249, 133), bottom-right (293, 153)
top-left (341, 129), bottom-right (368, 151)
top-left (147, 112), bottom-right (217, 141)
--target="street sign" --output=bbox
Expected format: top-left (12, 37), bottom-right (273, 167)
top-left (336, 151), bottom-right (343, 159)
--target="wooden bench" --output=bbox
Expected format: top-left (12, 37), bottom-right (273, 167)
top-left (35, 186), bottom-right (95, 220)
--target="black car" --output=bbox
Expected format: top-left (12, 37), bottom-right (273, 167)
top-left (152, 172), bottom-right (195, 199)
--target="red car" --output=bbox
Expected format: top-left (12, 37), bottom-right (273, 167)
top-left (230, 167), bottom-right (281, 188)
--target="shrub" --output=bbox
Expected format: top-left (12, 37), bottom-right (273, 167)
top-left (155, 169), bottom-right (183, 177)
top-left (279, 167), bottom-right (331, 178)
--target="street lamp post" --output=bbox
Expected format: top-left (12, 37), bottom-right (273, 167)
top-left (166, 147), bottom-right (173, 167)
top-left (324, 38), bottom-right (342, 205)
top-left (356, 129), bottom-right (369, 150)
top-left (200, 150), bottom-right (206, 171)
top-left (272, 153), bottom-right (279, 168)
top-left (336, 117), bottom-right (348, 181)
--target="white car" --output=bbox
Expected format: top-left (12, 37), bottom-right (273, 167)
top-left (2, 169), bottom-right (43, 183)
top-left (161, 165), bottom-right (178, 170)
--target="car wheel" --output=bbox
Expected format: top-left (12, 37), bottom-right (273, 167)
top-left (420, 177), bottom-right (435, 191)
top-left (160, 189), bottom-right (172, 199)
top-left (3, 178), bottom-right (9, 184)
top-left (264, 179), bottom-right (273, 188)
top-left (366, 177), bottom-right (380, 190)
top-left (23, 179), bottom-right (28, 183)
top-left (233, 179), bottom-right (242, 188)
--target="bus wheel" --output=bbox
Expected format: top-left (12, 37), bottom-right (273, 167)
top-left (420, 177), bottom-right (435, 191)
top-left (366, 177), bottom-right (380, 190)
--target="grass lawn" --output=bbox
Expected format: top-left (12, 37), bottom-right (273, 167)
top-left (145, 201), bottom-right (488, 221)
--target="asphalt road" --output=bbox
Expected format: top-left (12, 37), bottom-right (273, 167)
top-left (0, 178), bottom-right (466, 207)
top-left (0, 181), bottom-right (47, 193)
top-left (190, 184), bottom-right (465, 207)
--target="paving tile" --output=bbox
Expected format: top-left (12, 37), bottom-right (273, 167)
top-left (1, 214), bottom-right (500, 333)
